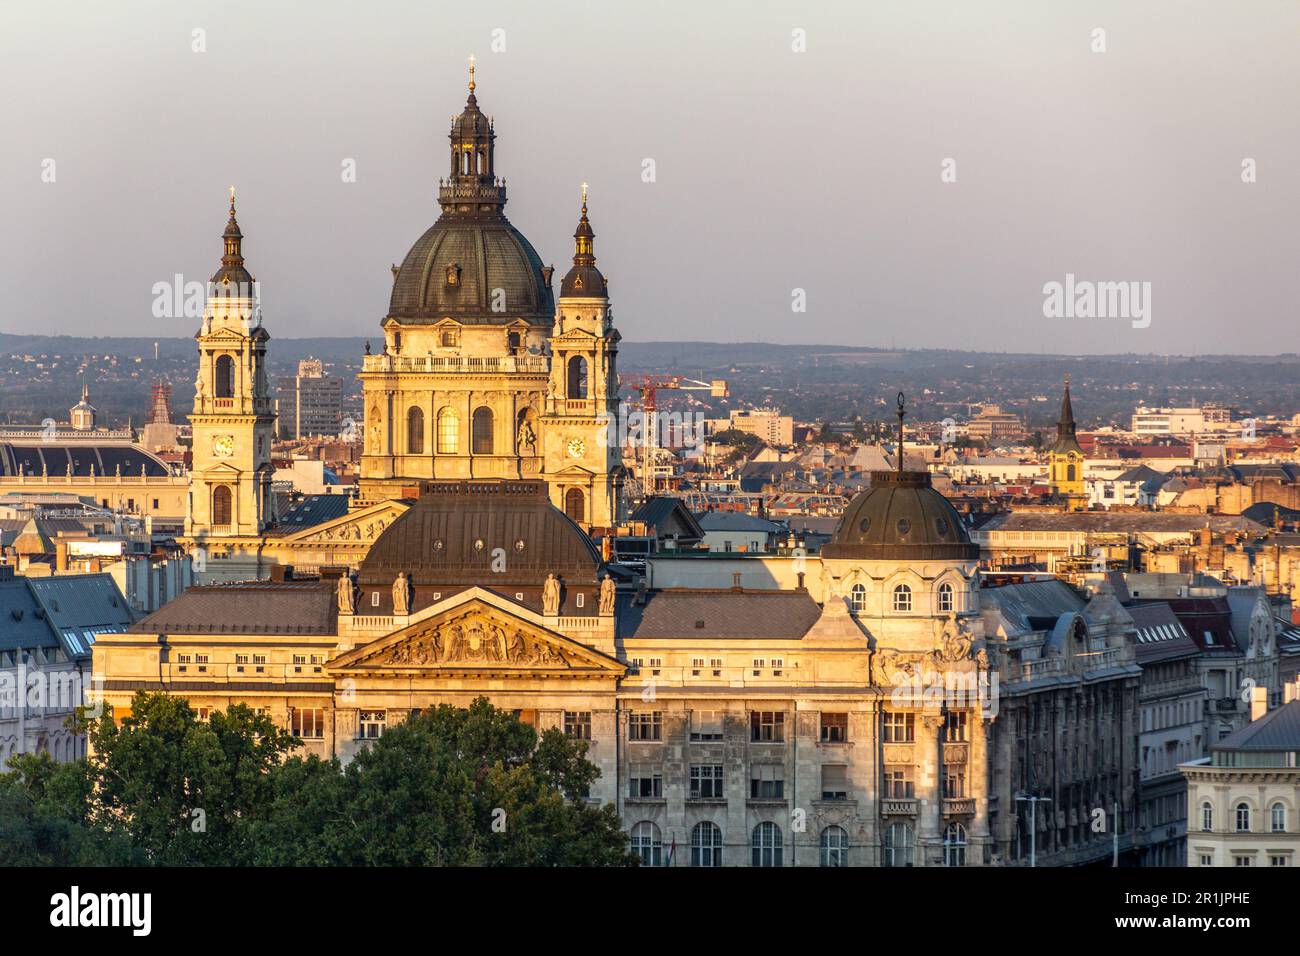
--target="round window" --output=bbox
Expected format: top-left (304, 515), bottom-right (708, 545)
top-left (433, 539), bottom-right (444, 552)
top-left (858, 516), bottom-right (871, 533)
top-left (473, 538), bottom-right (485, 552)
top-left (514, 539), bottom-right (526, 552)
top-left (935, 517), bottom-right (950, 536)
top-left (896, 518), bottom-right (911, 535)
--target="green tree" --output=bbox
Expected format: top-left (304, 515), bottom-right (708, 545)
top-left (246, 698), bottom-right (637, 866)
top-left (84, 691), bottom-right (299, 864)
top-left (0, 751), bottom-right (139, 865)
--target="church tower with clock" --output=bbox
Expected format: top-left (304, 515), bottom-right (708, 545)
top-left (539, 187), bottom-right (622, 529)
top-left (185, 190), bottom-right (275, 541)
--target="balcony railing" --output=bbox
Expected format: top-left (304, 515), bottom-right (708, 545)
top-left (943, 798), bottom-right (976, 816)
top-left (362, 354), bottom-right (549, 374)
top-left (882, 799), bottom-right (917, 815)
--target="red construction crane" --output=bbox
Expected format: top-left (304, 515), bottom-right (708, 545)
top-left (624, 375), bottom-right (728, 496)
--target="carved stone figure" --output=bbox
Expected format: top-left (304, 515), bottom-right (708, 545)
top-left (936, 611), bottom-right (972, 663)
top-left (516, 417), bottom-right (536, 452)
top-left (392, 572), bottom-right (411, 615)
top-left (599, 574), bottom-right (616, 616)
top-left (505, 629), bottom-right (527, 662)
top-left (542, 573), bottom-right (561, 615)
top-left (337, 573), bottom-right (355, 614)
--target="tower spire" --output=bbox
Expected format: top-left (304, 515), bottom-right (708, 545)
top-left (559, 184), bottom-right (606, 297)
top-left (468, 53), bottom-right (476, 92)
top-left (896, 391), bottom-right (906, 474)
top-left (212, 186), bottom-right (253, 287)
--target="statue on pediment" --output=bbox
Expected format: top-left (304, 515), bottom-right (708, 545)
top-left (542, 573), bottom-right (562, 616)
top-left (337, 572), bottom-right (356, 614)
top-left (599, 574), bottom-right (616, 616)
top-left (392, 572), bottom-right (411, 615)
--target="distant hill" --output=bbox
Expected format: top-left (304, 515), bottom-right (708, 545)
top-left (1, 333), bottom-right (1297, 432)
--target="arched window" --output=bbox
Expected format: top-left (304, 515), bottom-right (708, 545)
top-left (751, 822), bottom-right (783, 867)
top-left (892, 584), bottom-right (912, 612)
top-left (883, 822), bottom-right (914, 867)
top-left (849, 583), bottom-right (867, 613)
top-left (1201, 801), bottom-right (1213, 832)
top-left (1236, 802), bottom-right (1251, 832)
top-left (1272, 802), bottom-right (1287, 833)
top-left (567, 355), bottom-right (589, 399)
top-left (691, 821), bottom-right (722, 868)
top-left (944, 823), bottom-right (967, 867)
top-left (631, 821), bottom-right (662, 867)
top-left (406, 406), bottom-right (424, 454)
top-left (820, 825), bottom-right (848, 867)
top-left (212, 485), bottom-right (232, 527)
top-left (1066, 464), bottom-right (1077, 482)
top-left (938, 582), bottom-right (954, 613)
top-left (471, 406), bottom-right (494, 455)
top-left (565, 488), bottom-right (585, 523)
top-left (214, 354), bottom-right (234, 398)
top-left (436, 407), bottom-right (459, 454)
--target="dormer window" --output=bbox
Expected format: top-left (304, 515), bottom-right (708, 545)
top-left (446, 264), bottom-right (461, 286)
top-left (440, 329), bottom-right (458, 348)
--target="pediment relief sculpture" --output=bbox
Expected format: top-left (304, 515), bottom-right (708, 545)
top-left (352, 610), bottom-right (585, 670)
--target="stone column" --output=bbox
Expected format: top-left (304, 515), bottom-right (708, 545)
top-left (971, 713), bottom-right (992, 864)
top-left (918, 712), bottom-right (943, 865)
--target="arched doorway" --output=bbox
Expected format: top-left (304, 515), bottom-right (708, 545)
top-left (565, 487), bottom-right (585, 522)
top-left (212, 485), bottom-right (233, 527)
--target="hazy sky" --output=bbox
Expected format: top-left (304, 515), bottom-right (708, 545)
top-left (3, 0), bottom-right (1297, 354)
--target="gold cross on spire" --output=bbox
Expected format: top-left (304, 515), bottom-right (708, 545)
top-left (581, 181), bottom-right (588, 209)
top-left (468, 54), bottom-right (476, 92)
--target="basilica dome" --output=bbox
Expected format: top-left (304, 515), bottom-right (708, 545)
top-left (385, 77), bottom-right (555, 327)
top-left (387, 220), bottom-right (554, 325)
top-left (822, 470), bottom-right (978, 561)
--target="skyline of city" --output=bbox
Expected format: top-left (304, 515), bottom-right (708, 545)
top-left (5, 0), bottom-right (1298, 354)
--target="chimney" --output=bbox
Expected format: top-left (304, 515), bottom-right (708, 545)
top-left (1199, 527), bottom-right (1212, 548)
top-left (55, 540), bottom-right (68, 573)
top-left (1251, 684), bottom-right (1268, 722)
top-left (797, 571), bottom-right (806, 590)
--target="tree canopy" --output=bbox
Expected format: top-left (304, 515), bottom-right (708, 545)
top-left (0, 693), bottom-right (637, 867)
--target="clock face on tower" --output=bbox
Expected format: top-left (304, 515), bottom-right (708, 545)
top-left (567, 437), bottom-right (586, 459)
top-left (211, 434), bottom-right (235, 458)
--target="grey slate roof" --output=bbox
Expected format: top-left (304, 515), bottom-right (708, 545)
top-left (1127, 602), bottom-right (1200, 663)
top-left (980, 579), bottom-right (1086, 636)
top-left (131, 581), bottom-right (337, 635)
top-left (0, 576), bottom-right (60, 652)
top-left (280, 494), bottom-right (351, 529)
top-left (618, 589), bottom-right (821, 640)
top-left (1213, 698), bottom-right (1300, 752)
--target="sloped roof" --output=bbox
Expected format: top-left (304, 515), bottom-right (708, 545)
top-left (280, 494), bottom-right (352, 529)
top-left (618, 589), bottom-right (821, 640)
top-left (1213, 698), bottom-right (1300, 752)
top-left (131, 581), bottom-right (336, 635)
top-left (1127, 602), bottom-right (1200, 663)
top-left (0, 576), bottom-right (60, 652)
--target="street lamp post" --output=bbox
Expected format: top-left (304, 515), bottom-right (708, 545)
top-left (1015, 793), bottom-right (1053, 868)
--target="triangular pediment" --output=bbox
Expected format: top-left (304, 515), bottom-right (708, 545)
top-left (552, 327), bottom-right (599, 344)
top-left (550, 464), bottom-right (597, 479)
top-left (286, 500), bottom-right (409, 543)
top-left (331, 596), bottom-right (623, 676)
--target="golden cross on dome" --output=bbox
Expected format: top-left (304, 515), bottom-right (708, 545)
top-left (581, 181), bottom-right (588, 208)
top-left (468, 54), bottom-right (476, 91)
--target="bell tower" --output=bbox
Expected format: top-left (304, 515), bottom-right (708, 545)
top-left (1048, 374), bottom-right (1087, 511)
top-left (186, 188), bottom-right (275, 539)
top-left (541, 185), bottom-right (622, 530)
